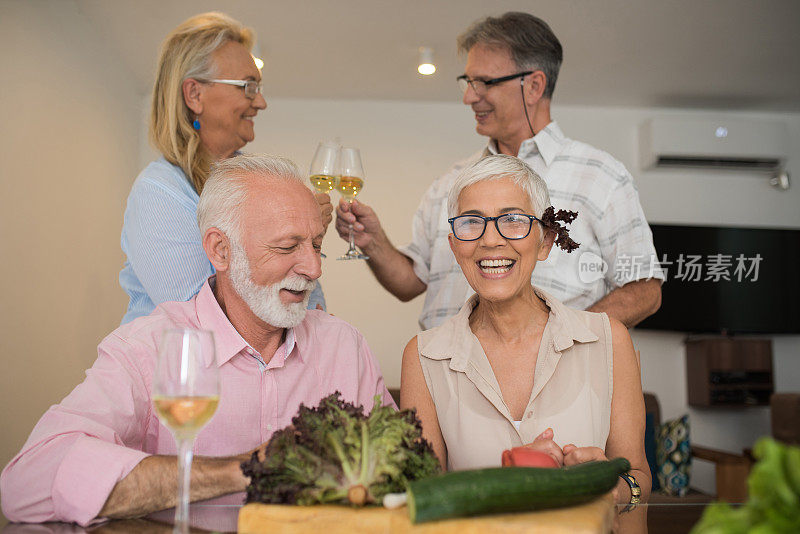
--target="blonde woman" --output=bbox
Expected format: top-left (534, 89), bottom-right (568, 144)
top-left (119, 12), bottom-right (329, 323)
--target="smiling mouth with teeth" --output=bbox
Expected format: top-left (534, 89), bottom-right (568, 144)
top-left (478, 258), bottom-right (515, 273)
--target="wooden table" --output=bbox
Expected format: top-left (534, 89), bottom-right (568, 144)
top-left (0, 502), bottom-right (712, 533)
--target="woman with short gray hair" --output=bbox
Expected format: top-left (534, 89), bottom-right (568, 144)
top-left (401, 154), bottom-right (650, 507)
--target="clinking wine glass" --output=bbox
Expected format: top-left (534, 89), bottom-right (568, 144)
top-left (153, 329), bottom-right (219, 534)
top-left (309, 141), bottom-right (340, 194)
top-left (337, 147), bottom-right (368, 260)
top-left (310, 141), bottom-right (341, 259)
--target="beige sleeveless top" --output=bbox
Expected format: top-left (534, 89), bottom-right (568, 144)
top-left (417, 288), bottom-right (613, 471)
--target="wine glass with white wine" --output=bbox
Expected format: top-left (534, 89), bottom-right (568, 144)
top-left (310, 141), bottom-right (341, 259)
top-left (337, 147), bottom-right (368, 260)
top-left (153, 329), bottom-right (219, 534)
top-left (309, 141), bottom-right (340, 195)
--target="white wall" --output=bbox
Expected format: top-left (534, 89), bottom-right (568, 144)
top-left (0, 0), bottom-right (141, 488)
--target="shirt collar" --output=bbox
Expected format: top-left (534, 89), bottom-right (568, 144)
top-left (195, 277), bottom-right (248, 367)
top-left (532, 286), bottom-right (599, 351)
top-left (484, 121), bottom-right (565, 166)
top-left (417, 295), bottom-right (479, 373)
top-left (194, 276), bottom-right (302, 368)
top-left (530, 121), bottom-right (565, 166)
top-left (264, 326), bottom-right (301, 370)
top-left (419, 285), bottom-right (598, 370)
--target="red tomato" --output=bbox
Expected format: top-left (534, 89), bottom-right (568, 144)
top-left (501, 447), bottom-right (559, 468)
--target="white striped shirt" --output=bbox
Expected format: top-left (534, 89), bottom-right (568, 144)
top-left (399, 122), bottom-right (664, 330)
top-left (119, 157), bottom-right (325, 324)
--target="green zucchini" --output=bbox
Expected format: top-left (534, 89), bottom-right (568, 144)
top-left (407, 457), bottom-right (630, 524)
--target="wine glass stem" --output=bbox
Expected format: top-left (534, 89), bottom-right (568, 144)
top-left (348, 223), bottom-right (356, 252)
top-left (175, 437), bottom-right (194, 533)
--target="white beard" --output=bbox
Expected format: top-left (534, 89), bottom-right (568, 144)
top-left (228, 240), bottom-right (315, 328)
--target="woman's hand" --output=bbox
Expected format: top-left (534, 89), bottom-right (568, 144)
top-left (315, 192), bottom-right (333, 233)
top-left (521, 428), bottom-right (565, 466)
top-left (563, 444), bottom-right (630, 503)
top-left (561, 444), bottom-right (608, 465)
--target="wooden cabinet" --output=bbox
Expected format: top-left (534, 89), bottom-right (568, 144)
top-left (686, 338), bottom-right (773, 407)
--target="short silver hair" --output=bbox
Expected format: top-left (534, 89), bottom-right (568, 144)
top-left (197, 153), bottom-right (305, 243)
top-left (448, 154), bottom-right (551, 220)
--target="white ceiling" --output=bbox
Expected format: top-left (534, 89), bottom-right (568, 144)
top-left (76, 0), bottom-right (800, 111)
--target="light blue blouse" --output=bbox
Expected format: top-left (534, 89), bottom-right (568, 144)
top-left (119, 157), bottom-right (326, 324)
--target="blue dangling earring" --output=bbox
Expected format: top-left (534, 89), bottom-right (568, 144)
top-left (192, 117), bottom-right (201, 130)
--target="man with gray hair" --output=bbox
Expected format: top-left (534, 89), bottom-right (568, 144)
top-left (1, 154), bottom-right (394, 525)
top-left (336, 12), bottom-right (663, 329)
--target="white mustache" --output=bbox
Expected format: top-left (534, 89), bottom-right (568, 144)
top-left (280, 277), bottom-right (316, 293)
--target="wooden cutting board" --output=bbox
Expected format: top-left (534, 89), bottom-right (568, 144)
top-left (238, 493), bottom-right (615, 533)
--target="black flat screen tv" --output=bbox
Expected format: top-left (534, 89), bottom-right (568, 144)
top-left (636, 224), bottom-right (800, 334)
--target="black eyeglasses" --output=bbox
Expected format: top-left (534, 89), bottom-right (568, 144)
top-left (448, 213), bottom-right (542, 241)
top-left (456, 71), bottom-right (533, 95)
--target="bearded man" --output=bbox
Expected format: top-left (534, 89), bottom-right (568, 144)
top-left (1, 154), bottom-right (394, 525)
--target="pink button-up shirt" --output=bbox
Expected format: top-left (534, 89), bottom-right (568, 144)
top-left (1, 280), bottom-right (394, 525)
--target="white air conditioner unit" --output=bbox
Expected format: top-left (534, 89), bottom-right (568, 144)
top-left (639, 117), bottom-right (790, 187)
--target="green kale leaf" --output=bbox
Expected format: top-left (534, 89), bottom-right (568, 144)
top-left (241, 392), bottom-right (441, 506)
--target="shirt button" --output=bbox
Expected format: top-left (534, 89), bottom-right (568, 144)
top-left (267, 424), bottom-right (273, 431)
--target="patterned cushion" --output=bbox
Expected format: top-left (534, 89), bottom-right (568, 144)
top-left (656, 414), bottom-right (691, 496)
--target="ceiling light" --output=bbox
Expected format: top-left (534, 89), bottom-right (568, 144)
top-left (418, 47), bottom-right (435, 76)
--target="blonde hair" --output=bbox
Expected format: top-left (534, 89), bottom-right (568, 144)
top-left (150, 12), bottom-right (254, 194)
